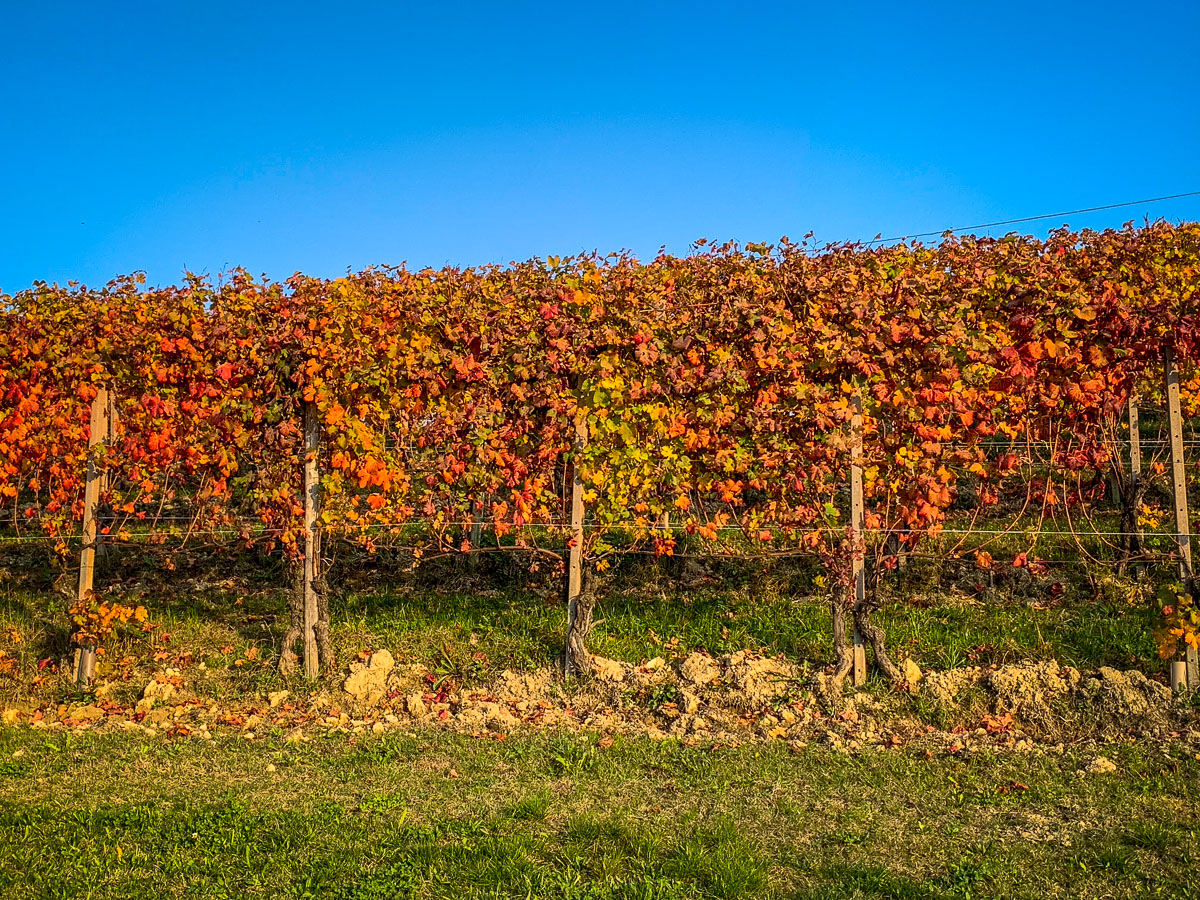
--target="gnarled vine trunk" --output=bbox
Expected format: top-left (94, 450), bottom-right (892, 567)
top-left (827, 551), bottom-right (906, 696)
top-left (1116, 475), bottom-right (1147, 577)
top-left (314, 571), bottom-right (334, 670)
top-left (829, 592), bottom-right (855, 694)
top-left (278, 562), bottom-right (304, 676)
top-left (563, 565), bottom-right (597, 676)
top-left (279, 561), bottom-right (333, 676)
top-left (851, 606), bottom-right (902, 683)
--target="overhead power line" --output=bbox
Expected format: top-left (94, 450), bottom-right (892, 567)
top-left (865, 190), bottom-right (1200, 245)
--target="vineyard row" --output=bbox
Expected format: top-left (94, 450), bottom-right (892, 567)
top-left (1, 221), bottom-right (1198, 691)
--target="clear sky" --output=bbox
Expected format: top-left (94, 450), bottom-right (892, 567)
top-left (2, 0), bottom-right (1198, 293)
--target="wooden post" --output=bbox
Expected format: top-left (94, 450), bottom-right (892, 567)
top-left (470, 501), bottom-right (484, 549)
top-left (564, 416), bottom-right (588, 674)
top-left (1170, 660), bottom-right (1188, 693)
top-left (302, 401), bottom-right (321, 680)
top-left (468, 498), bottom-right (485, 569)
top-left (74, 387), bottom-right (110, 686)
top-left (1163, 348), bottom-right (1196, 688)
top-left (850, 391), bottom-right (867, 686)
top-left (1128, 394), bottom-right (1141, 488)
top-left (1128, 394), bottom-right (1144, 578)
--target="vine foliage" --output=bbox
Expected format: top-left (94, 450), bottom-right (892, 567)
top-left (1, 222), bottom-right (1198, 678)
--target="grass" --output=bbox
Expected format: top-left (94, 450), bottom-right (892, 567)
top-left (0, 534), bottom-right (1168, 710)
top-left (306, 548), bottom-right (1160, 680)
top-left (334, 575), bottom-right (1157, 680)
top-left (0, 527), bottom-right (1195, 898)
top-left (0, 727), bottom-right (1197, 899)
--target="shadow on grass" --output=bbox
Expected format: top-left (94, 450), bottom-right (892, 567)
top-left (0, 539), bottom-right (1168, 679)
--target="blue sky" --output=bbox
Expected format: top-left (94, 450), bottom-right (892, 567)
top-left (2, 0), bottom-right (1198, 292)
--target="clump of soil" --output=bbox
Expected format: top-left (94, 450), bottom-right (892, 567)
top-left (342, 650), bottom-right (395, 706)
top-left (5, 650), bottom-right (1194, 757)
top-left (918, 660), bottom-right (1176, 740)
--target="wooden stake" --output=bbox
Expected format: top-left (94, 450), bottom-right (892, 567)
top-left (471, 500), bottom-right (484, 549)
top-left (468, 498), bottom-right (485, 569)
top-left (1128, 394), bottom-right (1142, 489)
top-left (1170, 660), bottom-right (1188, 693)
top-left (302, 401), bottom-right (321, 680)
top-left (1128, 394), bottom-right (1144, 578)
top-left (1163, 348), bottom-right (1196, 688)
top-left (850, 391), bottom-right (867, 686)
top-left (74, 387), bottom-right (110, 686)
top-left (564, 416), bottom-right (588, 673)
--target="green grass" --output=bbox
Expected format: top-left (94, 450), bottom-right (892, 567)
top-left (0, 538), bottom-right (1168, 710)
top-left (0, 539), bottom-right (1195, 899)
top-left (0, 727), bottom-right (1197, 899)
top-left (327, 552), bottom-right (1161, 683)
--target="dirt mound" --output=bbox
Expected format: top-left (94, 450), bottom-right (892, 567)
top-left (987, 661), bottom-right (1081, 733)
top-left (342, 650), bottom-right (395, 705)
top-left (494, 669), bottom-right (552, 702)
top-left (921, 666), bottom-right (984, 706)
top-left (1083, 667), bottom-right (1174, 734)
top-left (919, 660), bottom-right (1178, 739)
top-left (719, 650), bottom-right (803, 710)
top-left (678, 652), bottom-right (721, 686)
top-left (5, 651), bottom-right (1192, 754)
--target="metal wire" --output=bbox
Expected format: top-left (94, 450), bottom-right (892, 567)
top-left (864, 190), bottom-right (1200, 245)
top-left (0, 523), bottom-right (1188, 542)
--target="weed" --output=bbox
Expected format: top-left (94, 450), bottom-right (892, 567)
top-left (505, 791), bottom-right (551, 822)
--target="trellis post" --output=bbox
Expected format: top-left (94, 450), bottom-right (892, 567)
top-left (468, 498), bottom-right (485, 569)
top-left (1128, 394), bottom-right (1145, 578)
top-left (471, 500), bottom-right (484, 549)
top-left (850, 391), bottom-right (867, 686)
top-left (1163, 348), bottom-right (1196, 689)
top-left (302, 401), bottom-right (321, 679)
top-left (74, 386), bottom-right (111, 686)
top-left (564, 416), bottom-right (588, 674)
